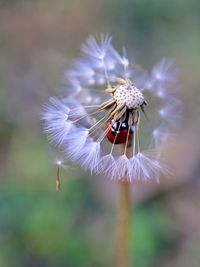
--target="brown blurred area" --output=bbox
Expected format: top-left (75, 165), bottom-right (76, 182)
top-left (0, 1), bottom-right (200, 267)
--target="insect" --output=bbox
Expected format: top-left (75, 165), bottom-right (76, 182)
top-left (105, 120), bottom-right (134, 144)
top-left (101, 77), bottom-right (147, 144)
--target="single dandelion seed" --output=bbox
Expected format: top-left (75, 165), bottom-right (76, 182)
top-left (55, 159), bottom-right (66, 192)
top-left (56, 162), bottom-right (61, 192)
top-left (50, 150), bottom-right (69, 192)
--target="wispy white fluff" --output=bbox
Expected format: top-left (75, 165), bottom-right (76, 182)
top-left (109, 46), bottom-right (131, 77)
top-left (129, 154), bottom-right (151, 181)
top-left (128, 153), bottom-right (163, 183)
top-left (42, 97), bottom-right (72, 145)
top-left (152, 128), bottom-right (167, 143)
top-left (54, 159), bottom-right (68, 170)
top-left (156, 87), bottom-right (168, 99)
top-left (127, 155), bottom-right (145, 182)
top-left (68, 107), bottom-right (88, 121)
top-left (145, 58), bottom-right (182, 139)
top-left (67, 62), bottom-right (95, 86)
top-left (153, 128), bottom-right (177, 145)
top-left (77, 141), bottom-right (101, 172)
top-left (145, 58), bottom-right (177, 93)
top-left (49, 146), bottom-right (70, 170)
top-left (152, 58), bottom-right (177, 82)
top-left (116, 155), bottom-right (130, 179)
top-left (95, 154), bottom-right (120, 180)
top-left (95, 153), bottom-right (164, 182)
top-left (67, 35), bottom-right (141, 89)
top-left (159, 104), bottom-right (182, 126)
top-left (63, 127), bottom-right (89, 160)
top-left (42, 97), bottom-right (70, 122)
top-left (45, 120), bottom-right (72, 146)
top-left (139, 153), bottom-right (163, 183)
top-left (81, 34), bottom-right (112, 60)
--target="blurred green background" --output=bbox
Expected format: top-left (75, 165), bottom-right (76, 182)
top-left (0, 0), bottom-right (200, 266)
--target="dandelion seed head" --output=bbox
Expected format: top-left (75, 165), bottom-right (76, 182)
top-left (113, 82), bottom-right (144, 109)
top-left (42, 34), bottom-right (182, 183)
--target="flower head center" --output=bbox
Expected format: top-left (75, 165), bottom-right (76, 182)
top-left (113, 82), bottom-right (144, 109)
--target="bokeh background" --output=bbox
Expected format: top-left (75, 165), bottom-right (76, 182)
top-left (0, 0), bottom-right (200, 266)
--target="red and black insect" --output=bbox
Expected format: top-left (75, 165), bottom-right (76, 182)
top-left (105, 120), bottom-right (134, 144)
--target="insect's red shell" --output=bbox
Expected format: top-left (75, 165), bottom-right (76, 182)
top-left (105, 121), bottom-right (133, 144)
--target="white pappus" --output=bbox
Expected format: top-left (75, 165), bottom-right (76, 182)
top-left (41, 34), bottom-right (181, 183)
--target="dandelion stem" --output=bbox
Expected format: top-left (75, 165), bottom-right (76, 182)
top-left (113, 143), bottom-right (131, 267)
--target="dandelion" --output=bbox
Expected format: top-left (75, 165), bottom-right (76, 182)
top-left (42, 34), bottom-right (181, 182)
top-left (49, 148), bottom-right (71, 192)
top-left (41, 34), bottom-right (181, 267)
